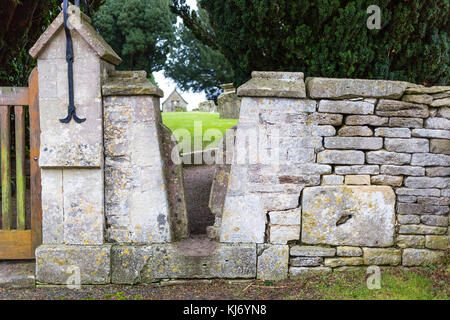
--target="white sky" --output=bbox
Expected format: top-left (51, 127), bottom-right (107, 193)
top-left (154, 0), bottom-right (206, 111)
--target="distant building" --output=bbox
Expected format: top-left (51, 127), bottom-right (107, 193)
top-left (162, 88), bottom-right (188, 112)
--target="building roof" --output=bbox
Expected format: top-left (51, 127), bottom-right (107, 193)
top-left (29, 4), bottom-right (122, 65)
top-left (162, 88), bottom-right (189, 105)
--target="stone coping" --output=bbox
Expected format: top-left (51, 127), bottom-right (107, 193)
top-left (102, 70), bottom-right (164, 97)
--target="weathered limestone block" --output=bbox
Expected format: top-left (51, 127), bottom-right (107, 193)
top-left (426, 167), bottom-right (450, 177)
top-left (380, 165), bottom-right (425, 176)
top-left (384, 138), bottom-right (429, 153)
top-left (425, 117), bottom-right (450, 130)
top-left (425, 235), bottom-right (448, 250)
top-left (256, 244), bottom-right (289, 280)
top-left (402, 94), bottom-right (433, 105)
top-left (432, 91), bottom-right (450, 99)
top-left (397, 196), bottom-right (417, 203)
top-left (344, 175), bottom-right (371, 185)
top-left (346, 115), bottom-right (388, 126)
top-left (289, 267), bottom-right (332, 277)
top-left (290, 246), bottom-right (336, 257)
top-left (322, 175), bottom-right (344, 185)
top-left (404, 177), bottom-right (449, 189)
top-left (238, 71), bottom-right (306, 98)
top-left (317, 150), bottom-right (365, 164)
top-left (335, 165), bottom-right (380, 175)
top-left (41, 170), bottom-right (64, 244)
top-left (411, 153), bottom-right (450, 166)
top-left (431, 98), bottom-right (450, 107)
top-left (290, 257), bottom-right (324, 267)
top-left (269, 225), bottom-right (300, 244)
top-left (301, 186), bottom-right (396, 247)
top-left (110, 246), bottom-right (153, 284)
top-left (362, 248), bottom-right (401, 266)
top-left (418, 197), bottom-right (450, 206)
top-left (261, 193), bottom-right (300, 211)
top-left (140, 243), bottom-right (257, 280)
top-left (396, 188), bottom-right (441, 197)
top-left (310, 113), bottom-right (343, 126)
top-left (397, 215), bottom-right (420, 225)
top-left (412, 129), bottom-right (450, 139)
top-left (396, 235), bottom-right (425, 248)
top-left (63, 169), bottom-right (104, 245)
top-left (397, 203), bottom-right (448, 215)
top-left (402, 249), bottom-right (446, 266)
top-left (306, 78), bottom-right (407, 99)
top-left (430, 139), bottom-right (450, 155)
top-left (220, 194), bottom-right (266, 243)
top-left (36, 245), bottom-right (111, 284)
top-left (421, 215), bottom-right (448, 227)
top-left (209, 126), bottom-right (235, 218)
top-left (376, 100), bottom-right (429, 118)
top-left (160, 125), bottom-right (189, 241)
top-left (338, 126), bottom-right (373, 137)
top-left (324, 257), bottom-right (364, 268)
top-left (324, 137), bottom-right (382, 150)
top-left (366, 151), bottom-right (411, 165)
top-left (336, 246), bottom-right (362, 257)
top-left (389, 117), bottom-right (424, 128)
top-left (405, 86), bottom-right (450, 95)
top-left (399, 225), bottom-right (447, 235)
top-left (268, 208), bottom-right (301, 225)
top-left (103, 79), bottom-right (173, 244)
top-left (437, 107), bottom-right (450, 119)
top-left (318, 100), bottom-right (374, 115)
top-left (374, 127), bottom-right (411, 138)
top-left (371, 175), bottom-right (403, 187)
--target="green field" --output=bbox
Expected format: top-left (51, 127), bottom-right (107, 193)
top-left (162, 112), bottom-right (238, 152)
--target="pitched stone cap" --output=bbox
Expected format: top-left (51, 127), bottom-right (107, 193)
top-left (29, 4), bottom-right (122, 66)
top-left (306, 77), bottom-right (417, 99)
top-left (237, 71), bottom-right (306, 98)
top-left (102, 70), bottom-right (164, 97)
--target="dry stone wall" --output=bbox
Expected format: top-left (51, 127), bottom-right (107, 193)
top-left (210, 71), bottom-right (449, 279)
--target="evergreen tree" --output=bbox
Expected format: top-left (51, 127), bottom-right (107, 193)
top-left (164, 6), bottom-right (234, 101)
top-left (171, 0), bottom-right (449, 87)
top-left (94, 0), bottom-right (176, 74)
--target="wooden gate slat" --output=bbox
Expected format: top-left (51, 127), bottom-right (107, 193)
top-left (15, 105), bottom-right (26, 230)
top-left (1, 105), bottom-right (12, 230)
top-left (29, 68), bottom-right (42, 257)
top-left (0, 230), bottom-right (32, 259)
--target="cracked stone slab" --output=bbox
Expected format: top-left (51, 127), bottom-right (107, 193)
top-left (111, 242), bottom-right (257, 283)
top-left (301, 186), bottom-right (396, 247)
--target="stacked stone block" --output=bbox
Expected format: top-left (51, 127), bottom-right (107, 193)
top-left (211, 72), bottom-right (449, 280)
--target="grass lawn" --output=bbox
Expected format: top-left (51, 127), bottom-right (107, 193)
top-left (1, 266), bottom-right (448, 300)
top-left (162, 112), bottom-right (238, 152)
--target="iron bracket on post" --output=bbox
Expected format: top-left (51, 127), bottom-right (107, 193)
top-left (59, 0), bottom-right (86, 124)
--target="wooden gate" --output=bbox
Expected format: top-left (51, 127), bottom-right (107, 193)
top-left (0, 68), bottom-right (41, 259)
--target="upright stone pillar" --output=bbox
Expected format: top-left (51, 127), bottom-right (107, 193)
top-left (102, 70), bottom-right (188, 244)
top-left (29, 5), bottom-right (122, 284)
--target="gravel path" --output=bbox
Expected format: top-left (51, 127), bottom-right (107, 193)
top-left (183, 165), bottom-right (216, 235)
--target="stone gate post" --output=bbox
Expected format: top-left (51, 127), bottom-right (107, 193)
top-left (29, 5), bottom-right (121, 284)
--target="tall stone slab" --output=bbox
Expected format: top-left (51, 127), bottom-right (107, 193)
top-left (29, 5), bottom-right (121, 284)
top-left (103, 70), bottom-right (187, 244)
top-left (218, 72), bottom-right (309, 244)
